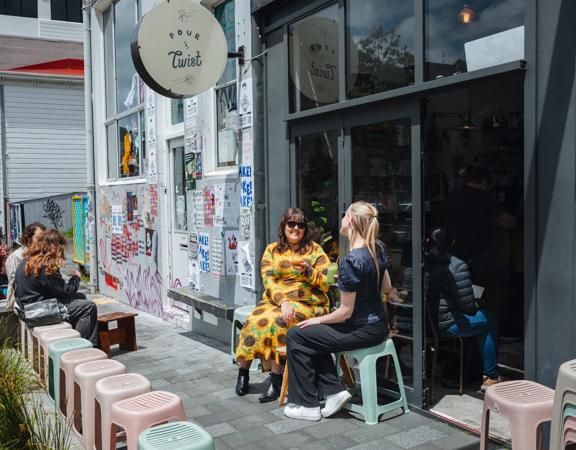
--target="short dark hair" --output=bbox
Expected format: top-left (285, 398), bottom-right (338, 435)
top-left (20, 222), bottom-right (46, 247)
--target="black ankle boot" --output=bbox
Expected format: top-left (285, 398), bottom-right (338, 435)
top-left (235, 368), bottom-right (250, 396)
top-left (258, 372), bottom-right (282, 403)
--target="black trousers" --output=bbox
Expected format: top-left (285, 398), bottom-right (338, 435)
top-left (286, 321), bottom-right (388, 407)
top-left (59, 294), bottom-right (99, 347)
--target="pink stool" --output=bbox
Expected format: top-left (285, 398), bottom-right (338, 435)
top-left (38, 328), bottom-right (80, 383)
top-left (109, 391), bottom-right (186, 450)
top-left (59, 348), bottom-right (107, 419)
top-left (95, 373), bottom-right (151, 450)
top-left (480, 380), bottom-right (554, 450)
top-left (564, 417), bottom-right (576, 448)
top-left (73, 359), bottom-right (126, 450)
top-left (30, 322), bottom-right (72, 369)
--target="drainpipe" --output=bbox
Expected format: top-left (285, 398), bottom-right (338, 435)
top-left (0, 86), bottom-right (8, 244)
top-left (82, 1), bottom-right (99, 293)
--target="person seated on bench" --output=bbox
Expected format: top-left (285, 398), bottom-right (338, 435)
top-left (284, 201), bottom-right (394, 421)
top-left (424, 227), bottom-right (501, 392)
top-left (6, 222), bottom-right (46, 313)
top-left (235, 208), bottom-right (331, 403)
top-left (15, 229), bottom-right (99, 346)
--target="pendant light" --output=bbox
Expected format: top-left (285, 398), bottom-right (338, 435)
top-left (458, 4), bottom-right (475, 25)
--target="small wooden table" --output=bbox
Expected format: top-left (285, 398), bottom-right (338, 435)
top-left (97, 312), bottom-right (138, 357)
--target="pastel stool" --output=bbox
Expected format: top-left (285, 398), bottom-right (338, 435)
top-left (31, 322), bottom-right (71, 371)
top-left (109, 391), bottom-right (186, 450)
top-left (47, 338), bottom-right (92, 408)
top-left (18, 318), bottom-right (28, 357)
top-left (230, 305), bottom-right (258, 370)
top-left (480, 380), bottom-right (554, 450)
top-left (137, 421), bottom-right (214, 450)
top-left (73, 359), bottom-right (126, 450)
top-left (563, 416), bottom-right (576, 447)
top-left (337, 338), bottom-right (409, 425)
top-left (38, 328), bottom-right (80, 383)
top-left (95, 373), bottom-right (151, 450)
top-left (59, 348), bottom-right (107, 419)
top-left (551, 359), bottom-right (576, 450)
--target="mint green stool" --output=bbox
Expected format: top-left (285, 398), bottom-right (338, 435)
top-left (231, 305), bottom-right (258, 371)
top-left (337, 338), bottom-right (409, 425)
top-left (48, 338), bottom-right (92, 409)
top-left (564, 404), bottom-right (576, 421)
top-left (138, 421), bottom-right (214, 450)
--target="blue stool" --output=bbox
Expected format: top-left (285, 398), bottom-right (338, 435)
top-left (230, 305), bottom-right (258, 370)
top-left (138, 421), bottom-right (214, 450)
top-left (47, 337), bottom-right (92, 409)
top-left (337, 338), bottom-right (409, 425)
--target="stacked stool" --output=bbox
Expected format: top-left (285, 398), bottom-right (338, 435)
top-left (30, 322), bottom-right (72, 368)
top-left (109, 391), bottom-right (186, 450)
top-left (95, 373), bottom-right (151, 450)
top-left (550, 359), bottom-right (576, 449)
top-left (47, 338), bottom-right (92, 408)
top-left (38, 328), bottom-right (80, 382)
top-left (73, 359), bottom-right (126, 449)
top-left (59, 348), bottom-right (108, 419)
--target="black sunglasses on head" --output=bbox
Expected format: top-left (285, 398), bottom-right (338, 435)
top-left (286, 220), bottom-right (306, 230)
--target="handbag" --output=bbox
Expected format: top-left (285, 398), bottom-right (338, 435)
top-left (22, 298), bottom-right (62, 328)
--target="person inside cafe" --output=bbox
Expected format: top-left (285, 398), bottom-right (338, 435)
top-left (283, 201), bottom-right (394, 421)
top-left (234, 208), bottom-right (332, 403)
top-left (425, 227), bottom-right (501, 392)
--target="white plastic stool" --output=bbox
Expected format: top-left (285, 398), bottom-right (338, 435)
top-left (95, 373), bottom-right (151, 450)
top-left (31, 322), bottom-right (72, 370)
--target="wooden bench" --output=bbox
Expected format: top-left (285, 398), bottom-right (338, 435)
top-left (97, 312), bottom-right (138, 357)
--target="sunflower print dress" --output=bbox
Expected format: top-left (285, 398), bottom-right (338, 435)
top-left (235, 241), bottom-right (331, 365)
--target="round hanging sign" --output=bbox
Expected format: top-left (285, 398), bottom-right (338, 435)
top-left (131, 0), bottom-right (228, 99)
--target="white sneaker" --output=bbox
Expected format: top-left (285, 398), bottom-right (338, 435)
top-left (284, 404), bottom-right (321, 421)
top-left (321, 390), bottom-right (352, 418)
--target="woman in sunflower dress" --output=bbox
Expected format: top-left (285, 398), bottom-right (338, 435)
top-left (235, 208), bottom-right (332, 403)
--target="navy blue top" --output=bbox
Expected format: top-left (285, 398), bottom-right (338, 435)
top-left (338, 242), bottom-right (388, 326)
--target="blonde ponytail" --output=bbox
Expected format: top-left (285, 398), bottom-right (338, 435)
top-left (347, 201), bottom-right (381, 280)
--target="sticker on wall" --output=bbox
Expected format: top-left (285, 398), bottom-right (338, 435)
top-left (239, 241), bottom-right (255, 290)
top-left (239, 208), bottom-right (251, 240)
top-left (127, 192), bottom-right (134, 222)
top-left (203, 186), bottom-right (215, 227)
top-left (185, 152), bottom-right (196, 190)
top-left (225, 230), bottom-right (239, 275)
top-left (195, 150), bottom-right (203, 179)
top-left (131, 194), bottom-right (139, 216)
top-left (145, 228), bottom-right (157, 258)
top-left (191, 190), bottom-right (204, 228)
top-left (198, 233), bottom-right (210, 272)
top-left (238, 78), bottom-right (253, 129)
top-left (189, 260), bottom-right (200, 291)
top-left (239, 165), bottom-right (254, 208)
top-left (186, 96), bottom-right (198, 119)
top-left (215, 183), bottom-right (239, 227)
top-left (149, 185), bottom-right (159, 217)
top-left (188, 232), bottom-right (198, 260)
top-left (111, 205), bottom-right (123, 235)
top-left (241, 127), bottom-right (254, 164)
top-left (210, 233), bottom-right (225, 279)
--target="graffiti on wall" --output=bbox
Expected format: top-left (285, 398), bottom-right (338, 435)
top-left (43, 199), bottom-right (64, 229)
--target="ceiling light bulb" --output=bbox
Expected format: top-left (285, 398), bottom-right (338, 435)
top-left (458, 4), bottom-right (475, 24)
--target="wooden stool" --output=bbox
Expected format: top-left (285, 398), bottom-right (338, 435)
top-left (98, 312), bottom-right (138, 357)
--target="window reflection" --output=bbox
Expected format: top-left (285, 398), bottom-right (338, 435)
top-left (426, 0), bottom-right (525, 80)
top-left (215, 0), bottom-right (236, 84)
top-left (296, 131), bottom-right (340, 262)
top-left (216, 84), bottom-right (238, 167)
top-left (171, 99), bottom-right (184, 125)
top-left (289, 5), bottom-right (339, 112)
top-left (118, 113), bottom-right (141, 178)
top-left (346, 0), bottom-right (414, 98)
top-left (114, 0), bottom-right (139, 113)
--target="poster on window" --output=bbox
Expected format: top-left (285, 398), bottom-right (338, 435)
top-left (185, 152), bottom-right (196, 191)
top-left (198, 233), bottom-right (210, 272)
top-left (210, 233), bottom-right (225, 279)
top-left (239, 165), bottom-right (254, 208)
top-left (225, 230), bottom-right (239, 275)
top-left (188, 232), bottom-right (198, 260)
top-left (214, 183), bottom-right (239, 227)
top-left (191, 190), bottom-right (204, 228)
top-left (203, 186), bottom-right (215, 227)
top-left (241, 127), bottom-right (254, 164)
top-left (239, 240), bottom-right (255, 289)
top-left (238, 78), bottom-right (253, 129)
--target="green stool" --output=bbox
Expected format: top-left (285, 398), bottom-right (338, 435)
top-left (48, 338), bottom-right (92, 409)
top-left (337, 338), bottom-right (409, 425)
top-left (564, 404), bottom-right (576, 421)
top-left (138, 421), bottom-right (214, 450)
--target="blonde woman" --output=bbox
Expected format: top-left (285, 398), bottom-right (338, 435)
top-left (284, 201), bottom-right (395, 421)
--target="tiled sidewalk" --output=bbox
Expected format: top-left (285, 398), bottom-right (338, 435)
top-left (96, 299), bottom-right (506, 450)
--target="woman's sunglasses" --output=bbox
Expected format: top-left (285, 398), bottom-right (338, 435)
top-left (286, 220), bottom-right (306, 230)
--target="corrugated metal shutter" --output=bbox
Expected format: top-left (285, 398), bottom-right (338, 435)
top-left (3, 83), bottom-right (86, 202)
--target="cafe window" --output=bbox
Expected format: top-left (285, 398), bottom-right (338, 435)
top-left (104, 0), bottom-right (146, 180)
top-left (346, 0), bottom-right (415, 98)
top-left (51, 0), bottom-right (82, 22)
top-left (425, 0), bottom-right (525, 80)
top-left (171, 99), bottom-right (184, 125)
top-left (214, 0), bottom-right (238, 168)
top-left (0, 0), bottom-right (37, 17)
top-left (289, 4), bottom-right (340, 113)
